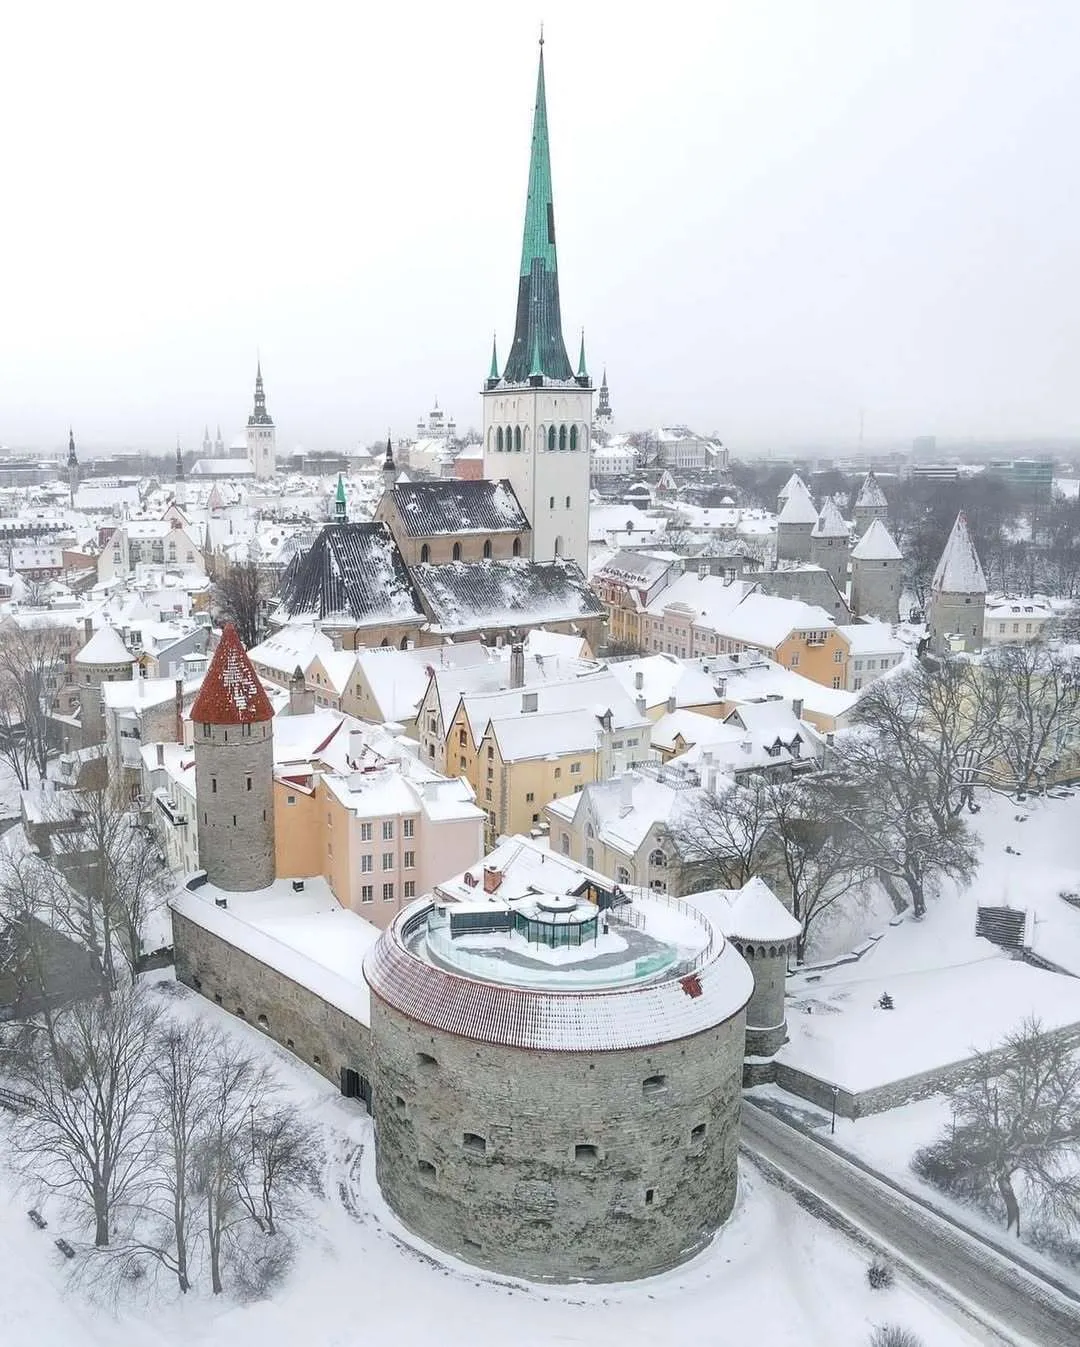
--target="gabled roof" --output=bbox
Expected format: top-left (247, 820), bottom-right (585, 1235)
top-left (931, 512), bottom-right (987, 595)
top-left (855, 471), bottom-right (888, 510)
top-left (389, 479), bottom-right (530, 537)
top-left (74, 624), bottom-right (132, 666)
top-left (811, 498), bottom-right (849, 539)
top-left (777, 480), bottom-right (819, 525)
top-left (412, 558), bottom-right (605, 635)
top-left (190, 623), bottom-right (275, 725)
top-left (275, 523), bottom-right (424, 628)
top-left (851, 518), bottom-right (902, 562)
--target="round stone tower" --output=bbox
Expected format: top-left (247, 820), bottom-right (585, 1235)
top-left (190, 623), bottom-right (276, 892)
top-left (74, 620), bottom-right (134, 747)
top-left (927, 511), bottom-right (987, 654)
top-left (364, 881), bottom-right (752, 1283)
top-left (719, 878), bottom-right (800, 1058)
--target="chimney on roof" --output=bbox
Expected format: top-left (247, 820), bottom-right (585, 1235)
top-left (509, 642), bottom-right (525, 689)
top-left (635, 694), bottom-right (646, 717)
top-left (84, 616), bottom-right (93, 642)
top-left (174, 676), bottom-right (184, 743)
top-left (156, 742), bottom-right (164, 767)
top-left (792, 697), bottom-right (804, 720)
top-left (741, 739), bottom-right (753, 754)
top-left (331, 630), bottom-right (343, 652)
top-left (634, 669), bottom-right (644, 691)
top-left (348, 727), bottom-right (366, 767)
top-left (715, 676), bottom-right (727, 699)
top-left (620, 772), bottom-right (634, 811)
top-left (666, 694), bottom-right (676, 714)
top-left (482, 865), bottom-right (502, 894)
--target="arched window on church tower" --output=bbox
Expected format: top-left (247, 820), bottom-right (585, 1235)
top-left (559, 424), bottom-right (567, 451)
top-left (496, 426), bottom-right (504, 452)
top-left (514, 426), bottom-right (522, 452)
top-left (548, 425), bottom-right (557, 452)
top-left (483, 539), bottom-right (492, 559)
top-left (570, 425), bottom-right (578, 452)
top-left (420, 543), bottom-right (430, 563)
top-left (452, 542), bottom-right (462, 561)
top-left (512, 536), bottom-right (521, 557)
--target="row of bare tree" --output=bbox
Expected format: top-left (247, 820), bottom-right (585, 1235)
top-left (4, 987), bottom-right (321, 1295)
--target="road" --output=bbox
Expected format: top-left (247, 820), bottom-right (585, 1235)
top-left (741, 1101), bottom-right (1080, 1347)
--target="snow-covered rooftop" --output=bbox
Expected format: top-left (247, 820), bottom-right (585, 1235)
top-left (850, 518), bottom-right (902, 561)
top-left (931, 512), bottom-right (987, 595)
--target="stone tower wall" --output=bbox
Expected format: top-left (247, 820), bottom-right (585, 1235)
top-left (853, 502), bottom-right (888, 534)
top-left (850, 556), bottom-right (900, 623)
top-left (194, 719), bottom-right (275, 890)
top-left (77, 661), bottom-right (134, 747)
top-left (731, 939), bottom-right (793, 1058)
top-left (808, 537), bottom-right (848, 596)
top-left (775, 521), bottom-right (814, 564)
top-left (369, 994), bottom-right (745, 1282)
top-left (928, 589), bottom-right (985, 654)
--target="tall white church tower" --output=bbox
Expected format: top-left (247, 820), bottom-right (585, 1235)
top-left (482, 38), bottom-right (592, 571)
top-left (246, 361), bottom-right (277, 480)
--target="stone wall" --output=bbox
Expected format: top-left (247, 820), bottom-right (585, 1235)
top-left (850, 556), bottom-right (900, 623)
top-left (775, 522), bottom-right (814, 564)
top-left (775, 1021), bottom-right (1080, 1119)
top-left (928, 590), bottom-right (985, 654)
top-left (171, 909), bottom-right (372, 1092)
top-left (369, 995), bottom-right (746, 1282)
top-left (194, 719), bottom-right (275, 891)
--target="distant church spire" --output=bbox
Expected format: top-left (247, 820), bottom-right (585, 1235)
top-left (487, 332), bottom-right (500, 388)
top-left (501, 39), bottom-right (574, 384)
top-left (383, 433), bottom-right (396, 490)
top-left (248, 361), bottom-right (273, 427)
top-left (175, 437), bottom-right (185, 481)
top-left (67, 427), bottom-right (79, 507)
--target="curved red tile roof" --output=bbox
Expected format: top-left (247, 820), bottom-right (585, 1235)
top-left (190, 623), bottom-right (275, 725)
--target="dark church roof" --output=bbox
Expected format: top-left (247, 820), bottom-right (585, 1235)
top-left (412, 558), bottom-right (605, 635)
top-left (390, 479), bottom-right (530, 538)
top-left (275, 523), bottom-right (424, 627)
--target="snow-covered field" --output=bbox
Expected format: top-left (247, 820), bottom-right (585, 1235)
top-left (0, 982), bottom-right (981, 1347)
top-left (779, 789), bottom-right (1080, 1092)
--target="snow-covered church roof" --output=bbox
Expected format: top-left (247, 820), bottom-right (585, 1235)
top-left (931, 512), bottom-right (986, 595)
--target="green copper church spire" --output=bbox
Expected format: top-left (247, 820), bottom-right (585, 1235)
top-left (489, 332), bottom-right (499, 381)
top-left (577, 329), bottom-right (588, 379)
top-left (501, 37), bottom-right (574, 385)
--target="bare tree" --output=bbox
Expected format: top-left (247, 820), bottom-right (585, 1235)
top-left (211, 560), bottom-right (267, 649)
top-left (234, 1102), bottom-right (322, 1237)
top-left (45, 784), bottom-right (169, 994)
top-left (674, 777), bottom-right (778, 892)
top-left (0, 620), bottom-right (69, 787)
top-left (835, 730), bottom-right (980, 917)
top-left (8, 987), bottom-right (158, 1246)
top-left (913, 1019), bottom-right (1080, 1237)
top-left (979, 643), bottom-right (1080, 793)
top-left (761, 774), bottom-right (865, 962)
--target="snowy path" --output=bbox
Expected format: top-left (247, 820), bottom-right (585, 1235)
top-left (741, 1100), bottom-right (1080, 1347)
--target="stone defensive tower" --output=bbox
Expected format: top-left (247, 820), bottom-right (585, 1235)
top-left (850, 518), bottom-right (903, 622)
top-left (719, 878), bottom-right (801, 1060)
top-left (927, 512), bottom-right (987, 654)
top-left (775, 477), bottom-right (818, 563)
top-left (808, 498), bottom-right (850, 596)
top-left (853, 471), bottom-right (888, 534)
top-left (191, 623), bottom-right (276, 891)
top-left (74, 621), bottom-right (133, 747)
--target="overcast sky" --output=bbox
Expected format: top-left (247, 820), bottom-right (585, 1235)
top-left (2, 1), bottom-right (1078, 457)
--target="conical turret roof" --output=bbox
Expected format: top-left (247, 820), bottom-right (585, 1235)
top-left (811, 498), bottom-right (849, 539)
top-left (190, 623), bottom-right (275, 725)
top-left (777, 478), bottom-right (819, 525)
top-left (855, 471), bottom-right (888, 510)
top-left (931, 512), bottom-right (986, 595)
top-left (851, 518), bottom-right (902, 561)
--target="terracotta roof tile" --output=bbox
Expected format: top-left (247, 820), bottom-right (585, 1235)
top-left (190, 623), bottom-right (275, 725)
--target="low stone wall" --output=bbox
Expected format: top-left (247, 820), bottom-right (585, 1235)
top-left (775, 1021), bottom-right (1080, 1119)
top-left (171, 910), bottom-right (372, 1097)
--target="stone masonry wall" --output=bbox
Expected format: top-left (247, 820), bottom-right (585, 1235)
top-left (850, 557), bottom-right (900, 623)
top-left (194, 720), bottom-right (275, 890)
top-left (369, 995), bottom-right (746, 1282)
top-left (775, 522), bottom-right (814, 564)
top-left (171, 909), bottom-right (372, 1091)
top-left (928, 590), bottom-right (985, 654)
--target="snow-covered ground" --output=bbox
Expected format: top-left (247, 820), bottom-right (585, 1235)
top-left (780, 789), bottom-right (1080, 1093)
top-left (0, 980), bottom-right (982, 1347)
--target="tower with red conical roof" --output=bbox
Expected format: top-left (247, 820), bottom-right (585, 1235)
top-left (191, 623), bottom-right (276, 891)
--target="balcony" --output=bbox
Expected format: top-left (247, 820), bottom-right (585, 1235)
top-left (154, 791), bottom-right (188, 827)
